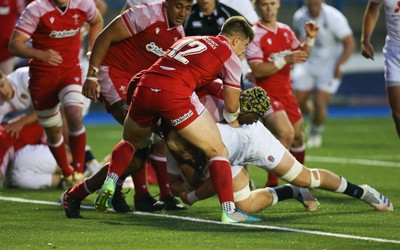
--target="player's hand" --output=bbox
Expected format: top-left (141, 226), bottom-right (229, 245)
top-left (228, 119), bottom-right (239, 128)
top-left (4, 121), bottom-right (23, 139)
top-left (179, 191), bottom-right (193, 206)
top-left (38, 49), bottom-right (63, 66)
top-left (334, 64), bottom-right (343, 79)
top-left (361, 41), bottom-right (374, 60)
top-left (284, 50), bottom-right (308, 65)
top-left (304, 21), bottom-right (319, 38)
top-left (82, 78), bottom-right (101, 102)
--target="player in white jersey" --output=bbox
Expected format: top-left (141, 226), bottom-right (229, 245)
top-left (292, 0), bottom-right (355, 148)
top-left (0, 67), bottom-right (45, 181)
top-left (7, 144), bottom-right (60, 189)
top-left (165, 86), bottom-right (394, 214)
top-left (361, 0), bottom-right (400, 138)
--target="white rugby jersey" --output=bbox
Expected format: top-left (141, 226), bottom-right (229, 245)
top-left (0, 67), bottom-right (32, 122)
top-left (292, 3), bottom-right (352, 67)
top-left (372, 0), bottom-right (400, 46)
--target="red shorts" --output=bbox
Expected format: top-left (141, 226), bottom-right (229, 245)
top-left (128, 86), bottom-right (205, 130)
top-left (29, 66), bottom-right (82, 110)
top-left (98, 66), bottom-right (133, 112)
top-left (266, 93), bottom-right (302, 124)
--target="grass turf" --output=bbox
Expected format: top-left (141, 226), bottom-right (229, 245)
top-left (0, 117), bottom-right (399, 249)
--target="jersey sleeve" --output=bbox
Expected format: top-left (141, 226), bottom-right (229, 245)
top-left (292, 9), bottom-right (303, 33)
top-left (81, 0), bottom-right (97, 23)
top-left (220, 50), bottom-right (242, 90)
top-left (14, 5), bottom-right (40, 37)
top-left (245, 34), bottom-right (264, 63)
top-left (121, 4), bottom-right (158, 36)
top-left (329, 10), bottom-right (353, 40)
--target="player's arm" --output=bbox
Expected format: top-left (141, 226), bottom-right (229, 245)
top-left (83, 15), bottom-right (130, 100)
top-left (87, 9), bottom-right (104, 54)
top-left (334, 34), bottom-right (355, 79)
top-left (361, 0), bottom-right (381, 60)
top-left (96, 0), bottom-right (108, 16)
top-left (248, 48), bottom-right (308, 78)
top-left (8, 31), bottom-right (62, 66)
top-left (300, 21), bottom-right (319, 56)
top-left (223, 87), bottom-right (241, 128)
top-left (4, 112), bottom-right (37, 139)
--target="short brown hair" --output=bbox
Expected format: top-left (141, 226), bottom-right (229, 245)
top-left (219, 16), bottom-right (254, 42)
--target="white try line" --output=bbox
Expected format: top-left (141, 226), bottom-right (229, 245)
top-left (0, 196), bottom-right (399, 245)
top-left (306, 156), bottom-right (400, 168)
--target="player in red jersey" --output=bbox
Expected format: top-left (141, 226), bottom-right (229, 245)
top-left (8, 0), bottom-right (103, 187)
top-left (93, 16), bottom-right (262, 223)
top-left (72, 0), bottom-right (193, 213)
top-left (0, 0), bottom-right (25, 74)
top-left (245, 0), bottom-right (318, 187)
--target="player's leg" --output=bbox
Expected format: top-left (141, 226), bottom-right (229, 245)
top-left (96, 115), bottom-right (152, 211)
top-left (36, 109), bottom-right (74, 184)
top-left (383, 44), bottom-right (400, 138)
top-left (263, 110), bottom-right (294, 187)
top-left (177, 111), bottom-right (261, 222)
top-left (150, 141), bottom-right (186, 210)
top-left (387, 85), bottom-right (400, 138)
top-left (272, 151), bottom-right (393, 211)
top-left (308, 89), bottom-right (331, 148)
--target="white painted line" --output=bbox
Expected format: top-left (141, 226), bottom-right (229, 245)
top-left (0, 196), bottom-right (399, 244)
top-left (306, 156), bottom-right (400, 168)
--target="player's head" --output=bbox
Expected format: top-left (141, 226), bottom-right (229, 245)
top-left (305, 0), bottom-right (323, 17)
top-left (0, 71), bottom-right (13, 101)
top-left (253, 0), bottom-right (280, 23)
top-left (237, 87), bottom-right (270, 125)
top-left (219, 16), bottom-right (254, 57)
top-left (165, 0), bottom-right (193, 27)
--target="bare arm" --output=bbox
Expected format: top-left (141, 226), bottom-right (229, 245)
top-left (4, 112), bottom-right (38, 139)
top-left (299, 21), bottom-right (319, 56)
top-left (82, 15), bottom-right (131, 100)
top-left (334, 34), bottom-right (356, 78)
top-left (96, 0), bottom-right (108, 16)
top-left (8, 31), bottom-right (62, 66)
top-left (361, 1), bottom-right (381, 60)
top-left (87, 9), bottom-right (104, 59)
top-left (223, 86), bottom-right (241, 127)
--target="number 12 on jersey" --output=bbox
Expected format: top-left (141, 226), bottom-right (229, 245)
top-left (167, 39), bottom-right (208, 65)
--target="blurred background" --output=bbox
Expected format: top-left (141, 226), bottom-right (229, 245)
top-left (85, 0), bottom-right (389, 124)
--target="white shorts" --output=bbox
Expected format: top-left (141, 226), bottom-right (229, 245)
top-left (292, 64), bottom-right (342, 94)
top-left (218, 121), bottom-right (286, 171)
top-left (383, 43), bottom-right (400, 87)
top-left (10, 145), bottom-right (57, 189)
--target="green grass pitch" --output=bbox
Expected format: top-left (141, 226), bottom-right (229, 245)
top-left (0, 117), bottom-right (399, 249)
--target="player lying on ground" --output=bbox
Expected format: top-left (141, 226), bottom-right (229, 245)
top-left (164, 87), bottom-right (394, 219)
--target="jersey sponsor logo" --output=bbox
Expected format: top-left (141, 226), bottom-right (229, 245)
top-left (171, 109), bottom-right (193, 126)
top-left (49, 28), bottom-right (80, 38)
top-left (201, 37), bottom-right (219, 49)
top-left (0, 6), bottom-right (10, 15)
top-left (146, 42), bottom-right (165, 57)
